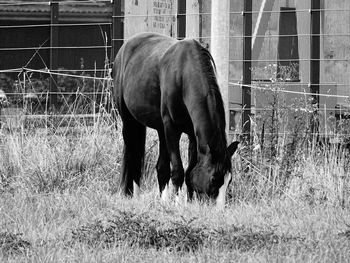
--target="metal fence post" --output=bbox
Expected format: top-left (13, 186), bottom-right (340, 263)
top-left (112, 0), bottom-right (124, 61)
top-left (242, 0), bottom-right (252, 139)
top-left (50, 2), bottom-right (59, 110)
top-left (310, 0), bottom-right (320, 134)
top-left (177, 0), bottom-right (186, 39)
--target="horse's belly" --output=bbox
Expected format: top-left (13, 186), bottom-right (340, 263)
top-left (124, 84), bottom-right (163, 129)
top-left (130, 107), bottom-right (162, 129)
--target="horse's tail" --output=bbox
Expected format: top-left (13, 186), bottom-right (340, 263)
top-left (110, 45), bottom-right (126, 122)
top-left (119, 99), bottom-right (146, 196)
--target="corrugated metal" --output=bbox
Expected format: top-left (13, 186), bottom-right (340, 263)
top-left (0, 1), bottom-right (112, 21)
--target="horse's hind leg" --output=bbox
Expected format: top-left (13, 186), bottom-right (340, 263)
top-left (120, 114), bottom-right (146, 197)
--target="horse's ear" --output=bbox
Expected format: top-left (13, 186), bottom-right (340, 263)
top-left (227, 141), bottom-right (239, 157)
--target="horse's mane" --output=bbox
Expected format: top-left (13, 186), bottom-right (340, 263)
top-left (194, 41), bottom-right (232, 173)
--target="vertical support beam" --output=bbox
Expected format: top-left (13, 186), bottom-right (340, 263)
top-left (242, 0), bottom-right (252, 138)
top-left (310, 0), bottom-right (320, 133)
top-left (186, 0), bottom-right (199, 39)
top-left (177, 0), bottom-right (186, 39)
top-left (211, 0), bottom-right (230, 134)
top-left (252, 0), bottom-right (275, 60)
top-left (112, 0), bottom-right (124, 61)
top-left (310, 0), bottom-right (320, 107)
top-left (296, 0), bottom-right (310, 86)
top-left (50, 2), bottom-right (59, 109)
top-left (198, 0), bottom-right (202, 41)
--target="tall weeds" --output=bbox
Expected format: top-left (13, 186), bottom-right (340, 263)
top-left (1, 63), bottom-right (349, 208)
top-left (229, 64), bottom-right (350, 207)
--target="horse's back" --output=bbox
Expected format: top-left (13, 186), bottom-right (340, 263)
top-left (113, 33), bottom-right (177, 129)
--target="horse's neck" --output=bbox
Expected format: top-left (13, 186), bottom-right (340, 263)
top-left (193, 114), bottom-right (223, 157)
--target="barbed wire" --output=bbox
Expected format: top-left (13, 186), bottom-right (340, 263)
top-left (229, 107), bottom-right (346, 112)
top-left (52, 69), bottom-right (110, 72)
top-left (0, 67), bottom-right (113, 73)
top-left (230, 81), bottom-right (350, 87)
top-left (23, 68), bottom-right (111, 81)
top-left (0, 68), bottom-right (23, 73)
top-left (229, 58), bottom-right (350, 62)
top-left (238, 132), bottom-right (350, 137)
top-left (229, 82), bottom-right (350, 99)
top-left (3, 91), bottom-right (109, 95)
top-left (2, 68), bottom-right (349, 99)
top-left (1, 67), bottom-right (349, 100)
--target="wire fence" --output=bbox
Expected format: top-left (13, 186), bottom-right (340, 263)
top-left (1, 0), bottom-right (350, 135)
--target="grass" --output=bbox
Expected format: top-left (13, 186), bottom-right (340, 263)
top-left (0, 116), bottom-right (350, 262)
top-left (1, 190), bottom-right (350, 262)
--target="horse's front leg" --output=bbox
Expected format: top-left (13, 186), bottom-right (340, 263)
top-left (185, 133), bottom-right (197, 200)
top-left (163, 119), bottom-right (184, 195)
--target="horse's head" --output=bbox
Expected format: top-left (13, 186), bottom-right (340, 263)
top-left (189, 141), bottom-right (239, 207)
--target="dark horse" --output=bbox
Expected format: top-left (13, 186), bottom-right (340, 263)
top-left (112, 32), bottom-right (239, 206)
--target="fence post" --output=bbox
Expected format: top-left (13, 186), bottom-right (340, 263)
top-left (50, 2), bottom-right (59, 110)
top-left (177, 0), bottom-right (186, 39)
top-left (310, 0), bottom-right (320, 134)
top-left (242, 0), bottom-right (252, 139)
top-left (112, 0), bottom-right (124, 62)
top-left (211, 0), bottom-right (230, 135)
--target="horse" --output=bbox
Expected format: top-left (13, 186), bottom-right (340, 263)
top-left (112, 32), bottom-right (239, 207)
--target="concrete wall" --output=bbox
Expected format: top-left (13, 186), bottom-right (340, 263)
top-left (124, 0), bottom-right (201, 39)
top-left (186, 0), bottom-right (199, 38)
top-left (228, 0), bottom-right (344, 113)
top-left (323, 0), bottom-right (350, 106)
top-left (124, 0), bottom-right (177, 38)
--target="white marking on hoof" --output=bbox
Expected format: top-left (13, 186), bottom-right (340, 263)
top-left (161, 183), bottom-right (171, 202)
top-left (133, 181), bottom-right (140, 199)
top-left (216, 173), bottom-right (232, 209)
top-left (175, 185), bottom-right (188, 206)
top-left (175, 193), bottom-right (181, 206)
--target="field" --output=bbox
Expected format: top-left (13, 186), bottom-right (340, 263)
top-left (0, 114), bottom-right (350, 263)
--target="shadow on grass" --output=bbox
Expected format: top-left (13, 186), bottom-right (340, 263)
top-left (0, 232), bottom-right (31, 257)
top-left (69, 210), bottom-right (305, 253)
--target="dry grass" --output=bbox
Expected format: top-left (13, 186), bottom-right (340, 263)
top-left (0, 115), bottom-right (350, 262)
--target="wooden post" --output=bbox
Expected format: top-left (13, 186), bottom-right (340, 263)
top-left (112, 0), bottom-right (124, 61)
top-left (50, 2), bottom-right (59, 110)
top-left (242, 0), bottom-right (252, 138)
top-left (211, 0), bottom-right (230, 134)
top-left (177, 0), bottom-right (186, 39)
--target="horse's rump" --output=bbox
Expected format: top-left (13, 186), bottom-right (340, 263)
top-left (113, 33), bottom-right (178, 130)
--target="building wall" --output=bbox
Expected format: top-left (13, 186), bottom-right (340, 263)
top-left (124, 0), bottom-right (201, 39)
top-left (323, 0), bottom-right (350, 106)
top-left (228, 0), bottom-right (344, 115)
